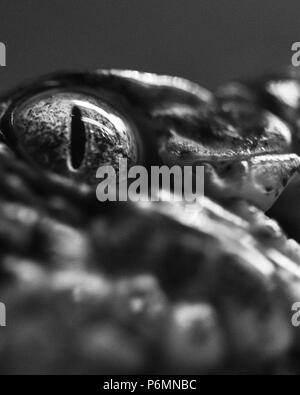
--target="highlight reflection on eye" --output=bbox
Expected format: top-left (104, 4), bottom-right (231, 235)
top-left (12, 91), bottom-right (139, 183)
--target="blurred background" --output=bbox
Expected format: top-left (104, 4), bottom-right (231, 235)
top-left (0, 0), bottom-right (299, 92)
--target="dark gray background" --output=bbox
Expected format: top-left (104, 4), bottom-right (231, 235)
top-left (0, 0), bottom-right (299, 92)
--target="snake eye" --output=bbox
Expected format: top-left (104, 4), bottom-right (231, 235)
top-left (11, 91), bottom-right (139, 183)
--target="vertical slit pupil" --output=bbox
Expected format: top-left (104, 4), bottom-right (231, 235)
top-left (70, 106), bottom-right (86, 170)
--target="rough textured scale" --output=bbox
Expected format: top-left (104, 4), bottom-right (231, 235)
top-left (0, 69), bottom-right (300, 374)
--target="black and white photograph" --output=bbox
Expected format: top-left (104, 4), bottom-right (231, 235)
top-left (0, 0), bottom-right (300, 379)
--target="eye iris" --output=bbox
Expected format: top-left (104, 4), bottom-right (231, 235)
top-left (12, 92), bottom-right (139, 183)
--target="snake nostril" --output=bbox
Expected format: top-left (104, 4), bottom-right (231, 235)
top-left (70, 106), bottom-right (86, 170)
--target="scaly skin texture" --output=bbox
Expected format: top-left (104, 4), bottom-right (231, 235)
top-left (0, 70), bottom-right (300, 374)
top-left (216, 68), bottom-right (300, 243)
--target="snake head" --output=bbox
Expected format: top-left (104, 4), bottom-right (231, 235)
top-left (0, 70), bottom-right (299, 211)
